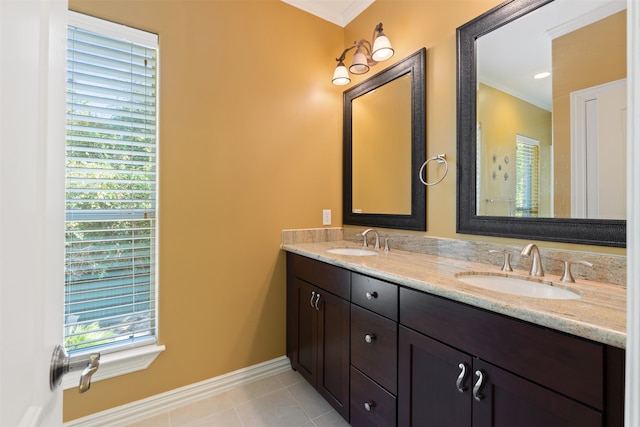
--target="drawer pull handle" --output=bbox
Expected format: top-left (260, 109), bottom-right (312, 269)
top-left (456, 363), bottom-right (468, 392)
top-left (473, 370), bottom-right (485, 401)
top-left (309, 291), bottom-right (315, 308)
top-left (364, 334), bottom-right (376, 343)
top-left (365, 291), bottom-right (378, 300)
top-left (364, 401), bottom-right (376, 411)
top-left (314, 293), bottom-right (321, 311)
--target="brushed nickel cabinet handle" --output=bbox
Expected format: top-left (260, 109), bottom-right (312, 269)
top-left (310, 291), bottom-right (315, 308)
top-left (314, 293), bottom-right (321, 310)
top-left (456, 362), bottom-right (468, 392)
top-left (473, 370), bottom-right (485, 401)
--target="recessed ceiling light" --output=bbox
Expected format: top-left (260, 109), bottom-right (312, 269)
top-left (534, 72), bottom-right (551, 79)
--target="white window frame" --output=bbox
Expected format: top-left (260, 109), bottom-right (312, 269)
top-left (63, 11), bottom-right (164, 390)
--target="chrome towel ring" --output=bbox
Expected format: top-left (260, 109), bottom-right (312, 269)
top-left (419, 154), bottom-right (448, 186)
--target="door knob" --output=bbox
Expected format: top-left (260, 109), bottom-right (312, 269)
top-left (50, 344), bottom-right (100, 393)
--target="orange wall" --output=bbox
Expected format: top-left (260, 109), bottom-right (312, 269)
top-left (64, 0), bottom-right (625, 421)
top-left (344, 0), bottom-right (503, 238)
top-left (64, 0), bottom-right (345, 420)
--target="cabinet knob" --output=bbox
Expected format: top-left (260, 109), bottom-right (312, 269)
top-left (365, 291), bottom-right (378, 300)
top-left (364, 401), bottom-right (376, 411)
top-left (364, 334), bottom-right (376, 343)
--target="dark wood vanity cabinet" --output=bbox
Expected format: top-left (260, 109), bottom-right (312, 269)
top-left (286, 253), bottom-right (351, 420)
top-left (399, 287), bottom-right (625, 427)
top-left (350, 273), bottom-right (399, 426)
top-left (286, 254), bottom-right (625, 426)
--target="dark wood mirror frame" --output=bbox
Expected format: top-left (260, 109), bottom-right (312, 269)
top-left (343, 48), bottom-right (427, 231)
top-left (456, 0), bottom-right (625, 247)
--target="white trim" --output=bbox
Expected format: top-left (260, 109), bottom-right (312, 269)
top-left (280, 0), bottom-right (374, 27)
top-left (67, 10), bottom-right (157, 46)
top-left (626, 0), bottom-right (639, 424)
top-left (63, 356), bottom-right (291, 427)
top-left (62, 344), bottom-right (165, 391)
top-left (546, 0), bottom-right (626, 40)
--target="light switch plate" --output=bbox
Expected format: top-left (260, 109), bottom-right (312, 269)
top-left (322, 209), bottom-right (331, 225)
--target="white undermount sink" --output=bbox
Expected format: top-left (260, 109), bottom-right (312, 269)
top-left (455, 273), bottom-right (581, 300)
top-left (326, 248), bottom-right (378, 256)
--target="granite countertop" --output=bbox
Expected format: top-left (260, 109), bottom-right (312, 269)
top-left (281, 240), bottom-right (626, 349)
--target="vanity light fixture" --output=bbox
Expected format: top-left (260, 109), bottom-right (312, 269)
top-left (332, 22), bottom-right (394, 86)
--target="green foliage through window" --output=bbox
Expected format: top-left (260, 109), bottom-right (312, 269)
top-left (65, 15), bottom-right (158, 354)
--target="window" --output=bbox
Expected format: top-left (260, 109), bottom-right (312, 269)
top-left (65, 13), bottom-right (158, 356)
top-left (515, 135), bottom-right (539, 217)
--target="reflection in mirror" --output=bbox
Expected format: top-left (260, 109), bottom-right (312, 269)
top-left (456, 0), bottom-right (625, 247)
top-left (352, 74), bottom-right (412, 215)
top-left (476, 0), bottom-right (626, 219)
top-left (343, 48), bottom-right (426, 231)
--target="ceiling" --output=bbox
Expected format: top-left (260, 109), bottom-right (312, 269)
top-left (478, 0), bottom-right (626, 111)
top-left (281, 0), bottom-right (374, 27)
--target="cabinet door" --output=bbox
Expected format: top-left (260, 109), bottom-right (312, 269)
top-left (317, 289), bottom-right (351, 420)
top-left (290, 278), bottom-right (318, 385)
top-left (398, 326), bottom-right (473, 426)
top-left (472, 359), bottom-right (602, 427)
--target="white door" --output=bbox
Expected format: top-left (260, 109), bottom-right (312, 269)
top-left (571, 79), bottom-right (627, 219)
top-left (1, 0), bottom-right (67, 425)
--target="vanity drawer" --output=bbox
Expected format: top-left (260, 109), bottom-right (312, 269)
top-left (287, 253), bottom-right (350, 299)
top-left (351, 273), bottom-right (398, 320)
top-left (351, 304), bottom-right (397, 394)
top-left (350, 366), bottom-right (397, 427)
top-left (399, 287), bottom-right (604, 410)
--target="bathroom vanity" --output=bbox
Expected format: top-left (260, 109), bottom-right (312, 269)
top-left (284, 241), bottom-right (625, 426)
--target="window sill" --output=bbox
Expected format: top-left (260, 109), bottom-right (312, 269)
top-left (62, 344), bottom-right (165, 391)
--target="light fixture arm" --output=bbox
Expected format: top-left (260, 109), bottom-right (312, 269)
top-left (336, 46), bottom-right (356, 64)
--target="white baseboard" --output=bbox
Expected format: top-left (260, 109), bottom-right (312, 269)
top-left (64, 356), bottom-right (291, 427)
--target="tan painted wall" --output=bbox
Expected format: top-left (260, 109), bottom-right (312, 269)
top-left (65, 0), bottom-right (625, 421)
top-left (64, 0), bottom-right (345, 420)
top-left (552, 11), bottom-right (626, 217)
top-left (344, 0), bottom-right (503, 238)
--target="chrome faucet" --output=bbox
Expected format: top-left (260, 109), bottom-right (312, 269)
top-left (360, 228), bottom-right (380, 250)
top-left (520, 243), bottom-right (544, 277)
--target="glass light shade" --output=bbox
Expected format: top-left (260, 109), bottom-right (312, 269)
top-left (372, 35), bottom-right (394, 62)
top-left (332, 63), bottom-right (350, 85)
top-left (349, 49), bottom-right (370, 75)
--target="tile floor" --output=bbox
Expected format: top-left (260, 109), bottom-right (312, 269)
top-left (125, 369), bottom-right (350, 427)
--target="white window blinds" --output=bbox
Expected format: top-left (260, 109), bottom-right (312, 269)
top-left (65, 13), bottom-right (159, 354)
top-left (515, 135), bottom-right (539, 217)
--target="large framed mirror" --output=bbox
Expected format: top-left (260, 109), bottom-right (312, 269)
top-left (343, 48), bottom-right (426, 231)
top-left (457, 0), bottom-right (626, 247)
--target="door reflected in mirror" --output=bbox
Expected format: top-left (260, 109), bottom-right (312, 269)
top-left (476, 0), bottom-right (626, 220)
